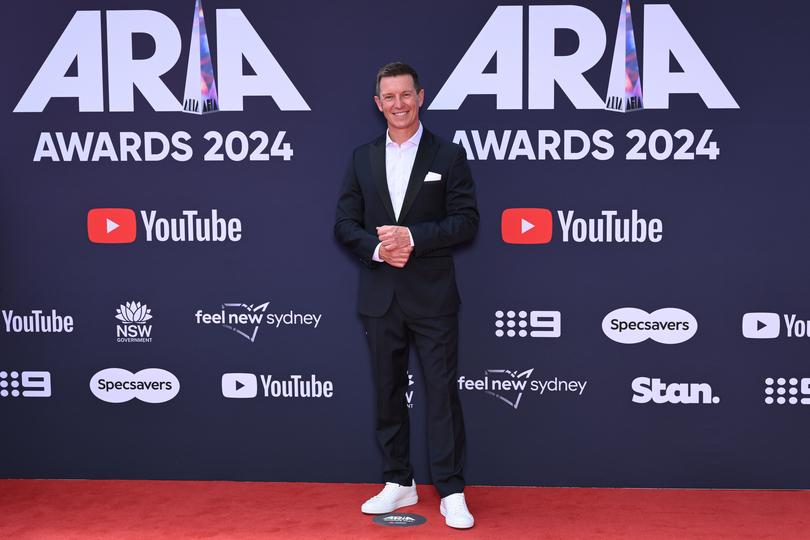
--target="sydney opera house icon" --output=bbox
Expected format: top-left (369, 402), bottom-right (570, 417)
top-left (605, 0), bottom-right (643, 112)
top-left (182, 0), bottom-right (219, 114)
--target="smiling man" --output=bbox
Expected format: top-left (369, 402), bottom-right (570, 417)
top-left (335, 62), bottom-right (479, 529)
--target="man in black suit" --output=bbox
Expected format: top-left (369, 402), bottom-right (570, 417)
top-left (334, 62), bottom-right (478, 529)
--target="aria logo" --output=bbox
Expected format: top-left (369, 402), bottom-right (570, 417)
top-left (372, 514), bottom-right (427, 528)
top-left (14, 0), bottom-right (309, 113)
top-left (372, 514), bottom-right (427, 527)
top-left (115, 301), bottom-right (153, 343)
top-left (0, 370), bottom-right (52, 398)
top-left (429, 1), bottom-right (738, 111)
top-left (195, 302), bottom-right (322, 343)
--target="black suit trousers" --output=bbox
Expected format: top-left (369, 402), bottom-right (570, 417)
top-left (362, 297), bottom-right (466, 498)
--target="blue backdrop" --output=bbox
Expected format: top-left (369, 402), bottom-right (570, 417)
top-left (2, 0), bottom-right (809, 488)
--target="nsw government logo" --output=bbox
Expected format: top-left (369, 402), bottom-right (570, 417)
top-left (90, 368), bottom-right (179, 404)
top-left (602, 307), bottom-right (697, 344)
top-left (195, 301), bottom-right (323, 343)
top-left (115, 301), bottom-right (153, 343)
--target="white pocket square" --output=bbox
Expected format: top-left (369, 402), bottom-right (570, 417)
top-left (424, 172), bottom-right (442, 182)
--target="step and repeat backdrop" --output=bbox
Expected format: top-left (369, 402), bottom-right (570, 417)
top-left (2, 0), bottom-right (808, 488)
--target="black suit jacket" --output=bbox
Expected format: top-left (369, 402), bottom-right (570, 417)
top-left (335, 128), bottom-right (479, 318)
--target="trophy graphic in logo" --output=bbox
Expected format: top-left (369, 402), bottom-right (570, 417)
top-left (605, 0), bottom-right (643, 112)
top-left (183, 0), bottom-right (219, 114)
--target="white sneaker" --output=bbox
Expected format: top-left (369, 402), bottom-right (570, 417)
top-left (440, 492), bottom-right (474, 529)
top-left (360, 480), bottom-right (418, 514)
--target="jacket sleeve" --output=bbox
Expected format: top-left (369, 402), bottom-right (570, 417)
top-left (409, 146), bottom-right (479, 257)
top-left (334, 150), bottom-right (380, 267)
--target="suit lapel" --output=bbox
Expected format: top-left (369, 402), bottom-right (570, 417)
top-left (398, 129), bottom-right (440, 224)
top-left (369, 135), bottom-right (396, 223)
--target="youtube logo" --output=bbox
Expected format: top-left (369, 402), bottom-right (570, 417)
top-left (742, 313), bottom-right (780, 339)
top-left (221, 373), bottom-right (258, 398)
top-left (501, 208), bottom-right (553, 244)
top-left (502, 208), bottom-right (663, 244)
top-left (87, 208), bottom-right (136, 244)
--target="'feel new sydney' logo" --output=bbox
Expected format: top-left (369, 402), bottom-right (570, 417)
top-left (458, 369), bottom-right (588, 409)
top-left (14, 0), bottom-right (309, 113)
top-left (195, 301), bottom-right (323, 343)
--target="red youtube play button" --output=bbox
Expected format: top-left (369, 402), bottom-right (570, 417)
top-left (501, 208), bottom-right (553, 244)
top-left (87, 208), bottom-right (137, 244)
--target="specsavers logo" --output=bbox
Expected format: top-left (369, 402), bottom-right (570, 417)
top-left (90, 368), bottom-right (179, 403)
top-left (602, 307), bottom-right (697, 344)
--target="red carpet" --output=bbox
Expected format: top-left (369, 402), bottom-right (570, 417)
top-left (1, 480), bottom-right (808, 539)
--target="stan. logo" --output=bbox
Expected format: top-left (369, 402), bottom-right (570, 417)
top-left (632, 377), bottom-right (719, 405)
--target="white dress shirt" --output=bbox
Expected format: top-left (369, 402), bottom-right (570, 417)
top-left (372, 123), bottom-right (421, 261)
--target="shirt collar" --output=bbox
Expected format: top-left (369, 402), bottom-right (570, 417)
top-left (386, 122), bottom-right (423, 148)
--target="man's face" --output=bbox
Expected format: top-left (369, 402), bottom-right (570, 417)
top-left (374, 75), bottom-right (424, 133)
